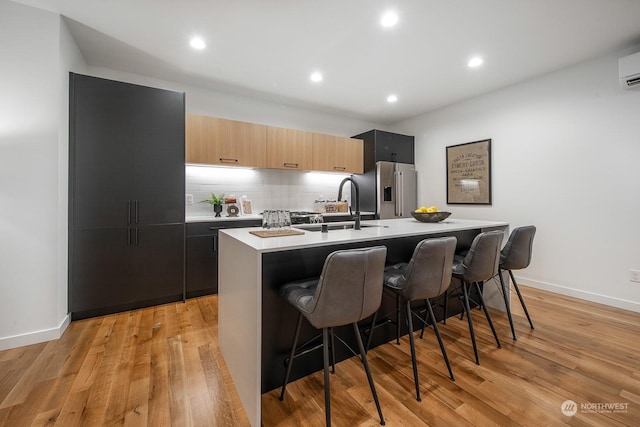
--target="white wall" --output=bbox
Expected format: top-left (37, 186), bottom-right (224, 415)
top-left (0, 0), bottom-right (85, 350)
top-left (58, 13), bottom-right (88, 333)
top-left (393, 46), bottom-right (640, 312)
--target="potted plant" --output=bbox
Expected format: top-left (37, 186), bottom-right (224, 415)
top-left (200, 193), bottom-right (225, 217)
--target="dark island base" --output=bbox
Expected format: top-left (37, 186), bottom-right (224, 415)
top-left (260, 229), bottom-right (482, 393)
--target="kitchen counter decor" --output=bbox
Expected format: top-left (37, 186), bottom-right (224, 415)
top-left (249, 229), bottom-right (305, 238)
top-left (200, 193), bottom-right (225, 217)
top-left (411, 211), bottom-right (451, 223)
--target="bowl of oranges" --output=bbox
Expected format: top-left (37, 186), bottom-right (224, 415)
top-left (411, 206), bottom-right (451, 223)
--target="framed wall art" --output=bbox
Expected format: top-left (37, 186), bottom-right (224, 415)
top-left (446, 139), bottom-right (492, 205)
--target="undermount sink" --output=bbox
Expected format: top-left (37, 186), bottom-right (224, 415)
top-left (295, 222), bottom-right (385, 232)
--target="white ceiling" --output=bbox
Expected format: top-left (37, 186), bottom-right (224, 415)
top-left (13, 0), bottom-right (640, 124)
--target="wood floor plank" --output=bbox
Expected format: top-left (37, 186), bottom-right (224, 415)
top-left (0, 285), bottom-right (638, 426)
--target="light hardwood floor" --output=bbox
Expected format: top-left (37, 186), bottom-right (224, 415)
top-left (1, 285), bottom-right (638, 426)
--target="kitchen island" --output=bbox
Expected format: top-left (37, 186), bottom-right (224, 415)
top-left (218, 217), bottom-right (509, 426)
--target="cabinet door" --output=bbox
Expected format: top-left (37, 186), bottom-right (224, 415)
top-left (185, 220), bottom-right (260, 298)
top-left (71, 74), bottom-right (134, 229)
top-left (341, 136), bottom-right (364, 173)
top-left (312, 133), bottom-right (363, 174)
top-left (71, 225), bottom-right (184, 316)
top-left (131, 85), bottom-right (185, 225)
top-left (71, 227), bottom-right (135, 314)
top-left (266, 126), bottom-right (313, 170)
top-left (374, 130), bottom-right (414, 164)
top-left (186, 233), bottom-right (218, 297)
top-left (186, 114), bottom-right (217, 164)
top-left (186, 115), bottom-right (267, 167)
top-left (130, 224), bottom-right (185, 302)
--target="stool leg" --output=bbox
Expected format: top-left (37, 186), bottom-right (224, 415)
top-left (365, 310), bottom-right (379, 353)
top-left (461, 281), bottom-right (479, 365)
top-left (443, 289), bottom-right (449, 324)
top-left (280, 312), bottom-right (303, 401)
top-left (395, 292), bottom-right (401, 345)
top-left (509, 270), bottom-right (535, 329)
top-left (498, 269), bottom-right (517, 340)
top-left (475, 282), bottom-right (502, 349)
top-left (322, 327), bottom-right (331, 426)
top-left (352, 323), bottom-right (386, 425)
top-left (419, 299), bottom-right (428, 339)
top-left (459, 284), bottom-right (465, 320)
top-left (404, 299), bottom-right (421, 402)
top-left (330, 327), bottom-right (336, 374)
top-left (425, 298), bottom-right (454, 381)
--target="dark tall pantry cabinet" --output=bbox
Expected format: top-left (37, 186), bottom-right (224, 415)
top-left (69, 73), bottom-right (186, 320)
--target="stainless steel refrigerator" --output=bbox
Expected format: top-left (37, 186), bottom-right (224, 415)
top-left (354, 161), bottom-right (417, 219)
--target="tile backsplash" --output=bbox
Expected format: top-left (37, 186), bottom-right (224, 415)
top-left (186, 165), bottom-right (352, 218)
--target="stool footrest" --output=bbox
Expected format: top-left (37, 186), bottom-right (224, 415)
top-left (284, 341), bottom-right (324, 366)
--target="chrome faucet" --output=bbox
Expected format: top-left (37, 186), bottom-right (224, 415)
top-left (338, 177), bottom-right (361, 230)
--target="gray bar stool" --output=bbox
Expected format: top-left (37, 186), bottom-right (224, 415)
top-left (451, 230), bottom-right (504, 365)
top-left (497, 225), bottom-right (537, 340)
top-left (377, 236), bottom-right (457, 402)
top-left (279, 246), bottom-right (387, 426)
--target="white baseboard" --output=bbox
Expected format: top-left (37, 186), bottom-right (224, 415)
top-left (516, 276), bottom-right (640, 313)
top-left (0, 314), bottom-right (71, 351)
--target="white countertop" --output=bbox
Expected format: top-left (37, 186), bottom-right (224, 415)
top-left (220, 217), bottom-right (509, 253)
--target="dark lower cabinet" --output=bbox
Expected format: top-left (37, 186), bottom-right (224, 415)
top-left (186, 220), bottom-right (261, 298)
top-left (71, 225), bottom-right (184, 319)
top-left (185, 231), bottom-right (218, 298)
top-left (69, 73), bottom-right (185, 320)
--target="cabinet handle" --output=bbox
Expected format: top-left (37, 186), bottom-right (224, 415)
top-left (333, 166), bottom-right (346, 171)
top-left (127, 200), bottom-right (132, 225)
top-left (219, 158), bottom-right (239, 163)
top-left (283, 162), bottom-right (299, 168)
top-left (127, 227), bottom-right (132, 245)
top-left (134, 227), bottom-right (139, 245)
top-left (212, 235), bottom-right (217, 252)
top-left (134, 201), bottom-right (139, 224)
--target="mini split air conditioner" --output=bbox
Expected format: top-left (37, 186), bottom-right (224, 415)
top-left (619, 52), bottom-right (640, 89)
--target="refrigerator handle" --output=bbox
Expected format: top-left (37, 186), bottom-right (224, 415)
top-left (397, 171), bottom-right (404, 216)
top-left (394, 171), bottom-right (400, 216)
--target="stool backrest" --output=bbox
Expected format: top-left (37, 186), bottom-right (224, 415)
top-left (500, 226), bottom-right (536, 270)
top-left (398, 237), bottom-right (457, 301)
top-left (307, 246), bottom-right (387, 329)
top-left (457, 230), bottom-right (504, 283)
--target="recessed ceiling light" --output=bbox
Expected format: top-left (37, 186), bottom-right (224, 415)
top-left (468, 57), bottom-right (483, 68)
top-left (190, 37), bottom-right (206, 50)
top-left (381, 11), bottom-right (399, 27)
top-left (310, 71), bottom-right (323, 83)
top-left (387, 94), bottom-right (398, 103)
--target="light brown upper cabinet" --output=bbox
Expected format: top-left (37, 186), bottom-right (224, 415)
top-left (186, 114), bottom-right (267, 168)
top-left (266, 126), bottom-right (313, 170)
top-left (312, 134), bottom-right (364, 174)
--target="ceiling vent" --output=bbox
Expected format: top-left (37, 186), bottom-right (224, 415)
top-left (619, 52), bottom-right (640, 89)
